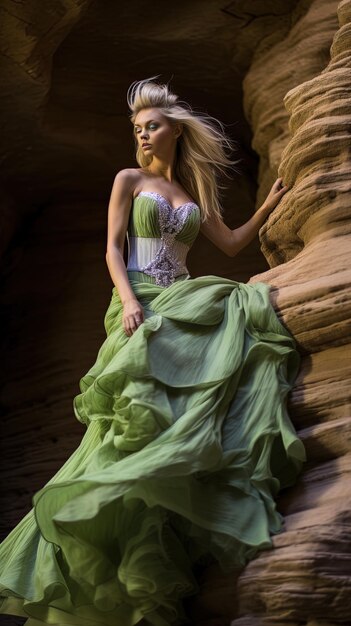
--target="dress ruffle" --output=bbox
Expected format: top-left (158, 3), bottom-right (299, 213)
top-left (0, 275), bottom-right (306, 626)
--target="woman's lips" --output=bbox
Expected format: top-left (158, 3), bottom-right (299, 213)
top-left (142, 144), bottom-right (152, 149)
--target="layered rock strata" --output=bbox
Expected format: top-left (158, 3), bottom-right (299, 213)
top-left (1, 0), bottom-right (350, 625)
top-left (231, 0), bottom-right (351, 624)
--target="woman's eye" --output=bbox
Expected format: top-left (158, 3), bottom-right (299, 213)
top-left (135, 124), bottom-right (158, 134)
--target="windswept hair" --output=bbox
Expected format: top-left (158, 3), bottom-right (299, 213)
top-left (126, 75), bottom-right (242, 222)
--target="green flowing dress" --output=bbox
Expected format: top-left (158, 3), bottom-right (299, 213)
top-left (0, 191), bottom-right (306, 626)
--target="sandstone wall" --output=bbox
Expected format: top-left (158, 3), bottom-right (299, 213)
top-left (1, 1), bottom-right (350, 625)
top-left (234, 1), bottom-right (351, 624)
top-left (189, 2), bottom-right (351, 625)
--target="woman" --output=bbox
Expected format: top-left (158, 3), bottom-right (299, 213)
top-left (0, 76), bottom-right (305, 626)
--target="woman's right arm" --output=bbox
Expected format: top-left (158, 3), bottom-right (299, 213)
top-left (105, 169), bottom-right (144, 337)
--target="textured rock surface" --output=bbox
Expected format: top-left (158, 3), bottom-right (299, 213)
top-left (235, 0), bottom-right (351, 624)
top-left (188, 1), bottom-right (351, 625)
top-left (1, 1), bottom-right (350, 626)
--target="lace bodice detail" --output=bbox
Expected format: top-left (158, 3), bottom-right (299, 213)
top-left (127, 191), bottom-right (200, 287)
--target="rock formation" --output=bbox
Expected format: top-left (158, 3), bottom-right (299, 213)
top-left (0, 1), bottom-right (350, 625)
top-left (243, 0), bottom-right (351, 622)
top-left (192, 1), bottom-right (351, 625)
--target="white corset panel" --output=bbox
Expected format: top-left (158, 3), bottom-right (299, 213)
top-left (126, 235), bottom-right (190, 286)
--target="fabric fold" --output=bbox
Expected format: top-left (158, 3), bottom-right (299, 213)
top-left (0, 275), bottom-right (306, 626)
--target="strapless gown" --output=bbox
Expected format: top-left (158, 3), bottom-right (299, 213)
top-left (0, 190), bottom-right (306, 626)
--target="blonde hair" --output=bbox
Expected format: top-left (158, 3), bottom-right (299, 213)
top-left (126, 75), bottom-right (242, 222)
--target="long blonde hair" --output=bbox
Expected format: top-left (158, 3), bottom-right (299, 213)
top-left (126, 75), bottom-right (242, 222)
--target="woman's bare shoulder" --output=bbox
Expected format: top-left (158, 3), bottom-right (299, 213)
top-left (112, 167), bottom-right (146, 201)
top-left (113, 168), bottom-right (145, 194)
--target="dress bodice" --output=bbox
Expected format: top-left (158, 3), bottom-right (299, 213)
top-left (126, 191), bottom-right (201, 287)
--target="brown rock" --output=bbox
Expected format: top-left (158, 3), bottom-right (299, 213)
top-left (238, 0), bottom-right (351, 624)
top-left (0, 0), bottom-right (350, 625)
top-left (190, 1), bottom-right (351, 624)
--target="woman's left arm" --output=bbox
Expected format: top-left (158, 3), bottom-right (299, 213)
top-left (200, 177), bottom-right (289, 257)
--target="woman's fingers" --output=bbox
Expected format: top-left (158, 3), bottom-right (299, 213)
top-left (124, 313), bottom-right (144, 336)
top-left (272, 179), bottom-right (289, 198)
top-left (263, 177), bottom-right (290, 213)
top-left (122, 299), bottom-right (144, 336)
top-left (274, 178), bottom-right (285, 191)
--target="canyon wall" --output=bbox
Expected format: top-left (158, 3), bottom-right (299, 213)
top-left (194, 2), bottom-right (351, 625)
top-left (241, 0), bottom-right (351, 620)
top-left (0, 1), bottom-right (350, 625)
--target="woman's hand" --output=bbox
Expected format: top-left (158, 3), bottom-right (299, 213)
top-left (262, 177), bottom-right (290, 215)
top-left (122, 297), bottom-right (144, 337)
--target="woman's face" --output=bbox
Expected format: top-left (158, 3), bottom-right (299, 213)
top-left (133, 108), bottom-right (180, 159)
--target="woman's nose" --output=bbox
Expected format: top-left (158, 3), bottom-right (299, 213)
top-left (140, 129), bottom-right (148, 139)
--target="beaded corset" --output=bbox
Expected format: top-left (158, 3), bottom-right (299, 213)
top-left (126, 191), bottom-right (201, 287)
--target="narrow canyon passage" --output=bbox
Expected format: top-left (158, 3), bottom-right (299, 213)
top-left (1, 1), bottom-right (350, 625)
top-left (0, 0), bottom-right (269, 538)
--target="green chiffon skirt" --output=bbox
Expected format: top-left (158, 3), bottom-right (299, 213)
top-left (0, 274), bottom-right (306, 626)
